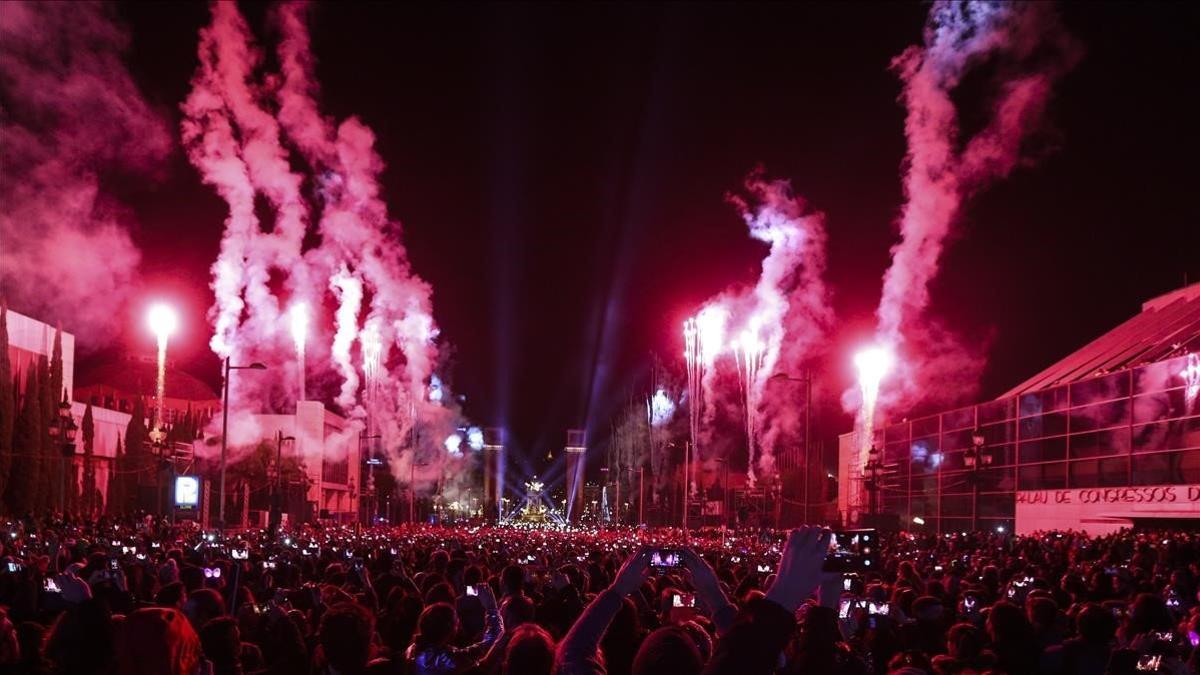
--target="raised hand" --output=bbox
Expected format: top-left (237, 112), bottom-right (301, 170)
top-left (682, 548), bottom-right (726, 610)
top-left (611, 547), bottom-right (651, 596)
top-left (476, 583), bottom-right (498, 612)
top-left (764, 527), bottom-right (830, 613)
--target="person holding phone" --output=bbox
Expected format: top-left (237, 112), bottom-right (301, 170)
top-left (407, 582), bottom-right (502, 675)
top-left (702, 527), bottom-right (832, 675)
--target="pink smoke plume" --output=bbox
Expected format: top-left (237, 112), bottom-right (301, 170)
top-left (182, 1), bottom-right (444, 476)
top-left (0, 2), bottom-right (170, 343)
top-left (727, 170), bottom-right (832, 482)
top-left (273, 0), bottom-right (440, 471)
top-left (686, 169), bottom-right (830, 485)
top-left (870, 0), bottom-right (1081, 417)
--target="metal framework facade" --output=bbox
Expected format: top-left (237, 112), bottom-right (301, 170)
top-left (869, 352), bottom-right (1199, 533)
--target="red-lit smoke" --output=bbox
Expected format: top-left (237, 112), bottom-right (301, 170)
top-left (0, 2), bottom-right (170, 343)
top-left (689, 169), bottom-right (832, 485)
top-left (181, 1), bottom-right (449, 478)
top-left (868, 0), bottom-right (1081, 419)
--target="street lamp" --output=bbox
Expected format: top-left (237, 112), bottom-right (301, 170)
top-left (359, 431), bottom-right (381, 525)
top-left (49, 395), bottom-right (78, 512)
top-left (767, 370), bottom-right (815, 525)
top-left (965, 428), bottom-right (990, 530)
top-left (270, 432), bottom-right (295, 536)
top-left (864, 445), bottom-right (883, 518)
top-left (219, 358), bottom-right (267, 529)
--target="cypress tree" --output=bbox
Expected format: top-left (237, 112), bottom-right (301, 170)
top-left (82, 402), bottom-right (96, 517)
top-left (8, 368), bottom-right (42, 513)
top-left (107, 433), bottom-right (125, 515)
top-left (38, 354), bottom-right (54, 512)
top-left (0, 304), bottom-right (14, 499)
top-left (123, 397), bottom-right (148, 512)
top-left (49, 328), bottom-right (64, 512)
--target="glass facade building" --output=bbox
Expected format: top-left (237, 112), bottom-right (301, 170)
top-left (865, 352), bottom-right (1199, 533)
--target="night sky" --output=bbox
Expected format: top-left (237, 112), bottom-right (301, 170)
top-left (93, 2), bottom-right (1199, 471)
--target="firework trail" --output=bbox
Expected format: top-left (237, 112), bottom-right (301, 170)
top-left (290, 302), bottom-right (309, 401)
top-left (686, 170), bottom-right (832, 485)
top-left (731, 328), bottom-right (766, 486)
top-left (684, 307), bottom-right (727, 495)
top-left (147, 305), bottom-right (178, 432)
top-left (182, 1), bottom-right (444, 467)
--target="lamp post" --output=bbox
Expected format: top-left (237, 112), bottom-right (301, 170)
top-left (148, 426), bottom-right (168, 516)
top-left (768, 370), bottom-right (814, 525)
top-left (965, 428), bottom-right (990, 531)
top-left (359, 431), bottom-right (381, 525)
top-left (864, 445), bottom-right (883, 519)
top-left (270, 431), bottom-right (295, 536)
top-left (49, 395), bottom-right (78, 513)
top-left (219, 358), bottom-right (267, 529)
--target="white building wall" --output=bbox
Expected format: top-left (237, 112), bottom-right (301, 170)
top-left (6, 308), bottom-right (75, 398)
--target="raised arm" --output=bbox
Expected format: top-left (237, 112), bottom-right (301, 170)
top-left (554, 548), bottom-right (650, 675)
top-left (702, 527), bottom-right (830, 675)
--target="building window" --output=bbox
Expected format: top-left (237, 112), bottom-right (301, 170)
top-left (1018, 462), bottom-right (1067, 490)
top-left (1020, 386), bottom-right (1069, 418)
top-left (1018, 437), bottom-right (1067, 464)
top-left (1069, 457), bottom-right (1129, 488)
top-left (1069, 429), bottom-right (1131, 459)
top-left (1069, 399), bottom-right (1129, 433)
top-left (1132, 415), bottom-right (1200, 453)
top-left (1020, 412), bottom-right (1069, 440)
top-left (1131, 450), bottom-right (1200, 485)
top-left (1070, 371), bottom-right (1130, 407)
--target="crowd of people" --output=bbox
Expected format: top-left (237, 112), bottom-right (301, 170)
top-left (0, 514), bottom-right (1197, 675)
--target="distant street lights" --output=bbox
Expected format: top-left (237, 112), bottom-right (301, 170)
top-left (219, 358), bottom-right (266, 529)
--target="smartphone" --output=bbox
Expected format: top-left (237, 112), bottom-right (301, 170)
top-left (649, 549), bottom-right (683, 573)
top-left (263, 561), bottom-right (277, 570)
top-left (1136, 654), bottom-right (1162, 672)
top-left (43, 578), bottom-right (62, 594)
top-left (756, 564), bottom-right (772, 573)
top-left (465, 585), bottom-right (478, 597)
top-left (108, 558), bottom-right (120, 572)
top-left (823, 529), bottom-right (878, 573)
top-left (5, 561), bottom-right (22, 573)
top-left (963, 596), bottom-right (979, 613)
top-left (843, 577), bottom-right (853, 592)
top-left (868, 601), bottom-right (888, 616)
top-left (838, 597), bottom-right (856, 619)
top-left (672, 593), bottom-right (696, 608)
top-left (232, 549), bottom-right (248, 560)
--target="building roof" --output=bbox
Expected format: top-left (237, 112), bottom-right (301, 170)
top-left (75, 358), bottom-right (220, 401)
top-left (1003, 282), bottom-right (1200, 397)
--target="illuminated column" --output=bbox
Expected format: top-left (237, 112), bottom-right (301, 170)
top-left (565, 429), bottom-right (586, 522)
top-left (483, 427), bottom-right (505, 522)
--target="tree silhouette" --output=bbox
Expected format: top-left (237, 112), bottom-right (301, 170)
top-left (81, 402), bottom-right (96, 517)
top-left (7, 367), bottom-right (42, 513)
